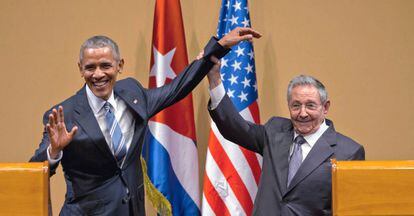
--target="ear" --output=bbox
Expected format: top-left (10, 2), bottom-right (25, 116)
top-left (323, 100), bottom-right (330, 114)
top-left (118, 59), bottom-right (125, 73)
top-left (78, 62), bottom-right (84, 77)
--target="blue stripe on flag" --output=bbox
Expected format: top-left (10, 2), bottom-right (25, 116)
top-left (143, 131), bottom-right (200, 216)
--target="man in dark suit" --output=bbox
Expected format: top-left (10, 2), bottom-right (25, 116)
top-left (206, 61), bottom-right (365, 215)
top-left (30, 28), bottom-right (261, 215)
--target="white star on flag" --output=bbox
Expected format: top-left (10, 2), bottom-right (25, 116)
top-left (253, 82), bottom-right (258, 91)
top-left (245, 63), bottom-right (253, 73)
top-left (149, 47), bottom-right (177, 87)
top-left (238, 91), bottom-right (248, 102)
top-left (233, 1), bottom-right (242, 11)
top-left (241, 17), bottom-right (250, 27)
top-left (235, 46), bottom-right (245, 57)
top-left (220, 73), bottom-right (225, 80)
top-left (228, 74), bottom-right (238, 85)
top-left (242, 77), bottom-right (251, 88)
top-left (221, 58), bottom-right (228, 68)
top-left (230, 15), bottom-right (239, 25)
top-left (247, 50), bottom-right (254, 60)
top-left (227, 89), bottom-right (235, 98)
top-left (231, 60), bottom-right (242, 71)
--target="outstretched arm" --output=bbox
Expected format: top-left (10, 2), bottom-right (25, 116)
top-left (145, 27), bottom-right (261, 117)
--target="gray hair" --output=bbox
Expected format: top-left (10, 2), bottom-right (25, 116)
top-left (287, 75), bottom-right (328, 103)
top-left (79, 35), bottom-right (120, 63)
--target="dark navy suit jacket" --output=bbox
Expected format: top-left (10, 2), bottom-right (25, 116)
top-left (30, 37), bottom-right (229, 216)
top-left (209, 95), bottom-right (365, 216)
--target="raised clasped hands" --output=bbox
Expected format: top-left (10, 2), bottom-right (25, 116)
top-left (218, 27), bottom-right (262, 48)
top-left (47, 106), bottom-right (78, 159)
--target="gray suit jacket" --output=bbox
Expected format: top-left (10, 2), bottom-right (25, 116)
top-left (209, 95), bottom-right (365, 216)
top-left (30, 37), bottom-right (229, 216)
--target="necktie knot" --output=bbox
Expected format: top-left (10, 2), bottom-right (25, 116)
top-left (104, 102), bottom-right (111, 112)
top-left (294, 135), bottom-right (306, 145)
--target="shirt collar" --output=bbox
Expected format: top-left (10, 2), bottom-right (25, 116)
top-left (85, 84), bottom-right (116, 114)
top-left (294, 120), bottom-right (329, 147)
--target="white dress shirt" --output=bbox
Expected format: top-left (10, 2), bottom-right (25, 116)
top-left (291, 121), bottom-right (329, 162)
top-left (47, 85), bottom-right (135, 164)
top-left (209, 82), bottom-right (329, 162)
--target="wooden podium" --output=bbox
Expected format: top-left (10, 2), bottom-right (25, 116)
top-left (332, 160), bottom-right (414, 215)
top-left (0, 162), bottom-right (49, 215)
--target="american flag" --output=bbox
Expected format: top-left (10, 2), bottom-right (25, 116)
top-left (142, 0), bottom-right (200, 215)
top-left (202, 0), bottom-right (262, 215)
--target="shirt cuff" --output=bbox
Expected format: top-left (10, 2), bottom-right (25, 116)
top-left (209, 83), bottom-right (226, 110)
top-left (47, 145), bottom-right (63, 165)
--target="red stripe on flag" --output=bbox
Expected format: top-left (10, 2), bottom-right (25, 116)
top-left (203, 173), bottom-right (231, 216)
top-left (249, 101), bottom-right (261, 124)
top-left (208, 130), bottom-right (253, 215)
top-left (238, 147), bottom-right (261, 185)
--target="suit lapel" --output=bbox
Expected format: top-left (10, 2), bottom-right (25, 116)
top-left (273, 131), bottom-right (293, 195)
top-left (286, 126), bottom-right (336, 192)
top-left (73, 87), bottom-right (115, 162)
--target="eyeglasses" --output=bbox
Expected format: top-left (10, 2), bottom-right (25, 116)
top-left (289, 102), bottom-right (321, 111)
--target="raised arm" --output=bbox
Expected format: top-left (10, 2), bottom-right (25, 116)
top-left (145, 28), bottom-right (261, 117)
top-left (30, 106), bottom-right (77, 175)
top-left (207, 58), bottom-right (266, 155)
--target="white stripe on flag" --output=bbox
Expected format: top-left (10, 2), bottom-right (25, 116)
top-left (204, 150), bottom-right (247, 216)
top-left (148, 121), bottom-right (200, 207)
top-left (201, 194), bottom-right (216, 216)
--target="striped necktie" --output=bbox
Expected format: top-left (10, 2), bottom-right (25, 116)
top-left (287, 135), bottom-right (307, 186)
top-left (104, 102), bottom-right (126, 165)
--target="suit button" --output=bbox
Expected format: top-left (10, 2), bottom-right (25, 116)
top-left (122, 196), bottom-right (130, 204)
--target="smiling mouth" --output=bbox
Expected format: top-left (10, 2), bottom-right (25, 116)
top-left (93, 80), bottom-right (109, 88)
top-left (296, 120), bottom-right (312, 126)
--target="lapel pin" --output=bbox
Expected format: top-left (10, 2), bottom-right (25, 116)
top-left (133, 99), bottom-right (138, 104)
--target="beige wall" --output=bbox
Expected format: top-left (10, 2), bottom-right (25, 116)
top-left (0, 0), bottom-right (413, 215)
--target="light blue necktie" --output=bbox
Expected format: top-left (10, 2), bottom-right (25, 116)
top-left (104, 102), bottom-right (126, 165)
top-left (287, 135), bottom-right (306, 186)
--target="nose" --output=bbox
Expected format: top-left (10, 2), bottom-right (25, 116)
top-left (92, 68), bottom-right (105, 79)
top-left (298, 106), bottom-right (309, 118)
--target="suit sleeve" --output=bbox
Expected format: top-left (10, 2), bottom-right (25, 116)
top-left (209, 94), bottom-right (266, 155)
top-left (144, 37), bottom-right (230, 118)
top-left (29, 110), bottom-right (59, 176)
top-left (348, 145), bottom-right (365, 160)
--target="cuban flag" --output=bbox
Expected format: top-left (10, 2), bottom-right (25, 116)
top-left (202, 0), bottom-right (262, 215)
top-left (142, 0), bottom-right (200, 215)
